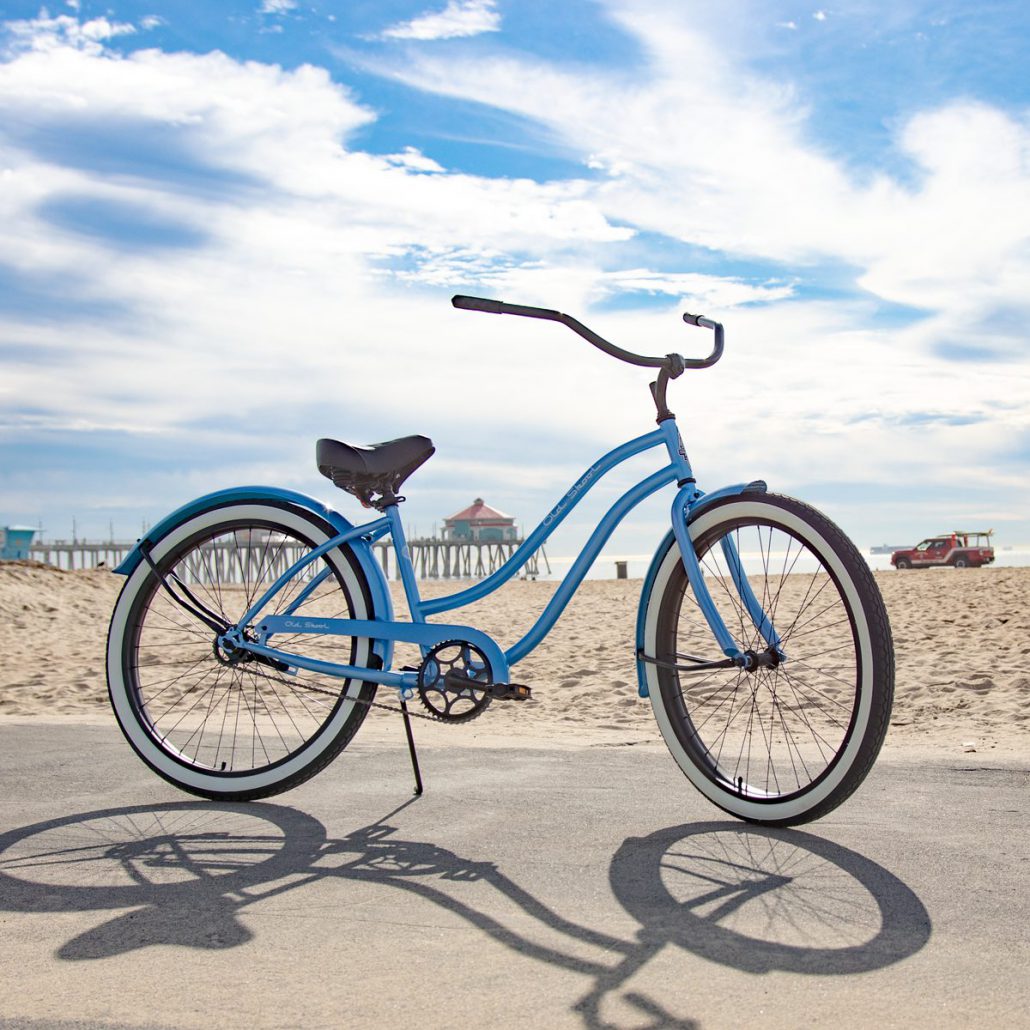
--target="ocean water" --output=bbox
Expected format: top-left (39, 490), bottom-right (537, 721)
top-left (543, 548), bottom-right (1030, 581)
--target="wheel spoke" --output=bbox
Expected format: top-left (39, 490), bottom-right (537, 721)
top-left (115, 513), bottom-right (374, 791)
top-left (654, 498), bottom-right (892, 820)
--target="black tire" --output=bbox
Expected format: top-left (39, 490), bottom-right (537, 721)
top-left (639, 494), bottom-right (894, 826)
top-left (952, 556), bottom-right (969, 568)
top-left (895, 557), bottom-right (912, 570)
top-left (107, 502), bottom-right (378, 800)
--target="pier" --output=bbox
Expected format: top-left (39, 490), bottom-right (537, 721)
top-left (29, 541), bottom-right (134, 571)
top-left (27, 536), bottom-right (550, 582)
top-left (373, 537), bottom-right (549, 580)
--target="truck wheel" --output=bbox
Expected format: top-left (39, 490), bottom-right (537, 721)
top-left (953, 556), bottom-right (969, 568)
top-left (895, 558), bottom-right (911, 569)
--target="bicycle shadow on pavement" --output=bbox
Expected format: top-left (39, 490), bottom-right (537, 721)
top-left (0, 803), bottom-right (932, 1029)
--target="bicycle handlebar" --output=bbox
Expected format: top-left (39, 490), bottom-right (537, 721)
top-left (451, 295), bottom-right (724, 373)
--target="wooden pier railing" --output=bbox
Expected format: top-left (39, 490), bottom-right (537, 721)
top-left (29, 541), bottom-right (134, 571)
top-left (28, 537), bottom-right (550, 582)
top-left (374, 538), bottom-right (549, 580)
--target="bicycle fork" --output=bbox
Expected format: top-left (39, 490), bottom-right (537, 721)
top-left (669, 483), bottom-right (784, 671)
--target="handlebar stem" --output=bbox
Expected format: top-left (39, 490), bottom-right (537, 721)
top-left (650, 368), bottom-right (674, 423)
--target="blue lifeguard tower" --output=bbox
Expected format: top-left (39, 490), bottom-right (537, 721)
top-left (1, 525), bottom-right (39, 560)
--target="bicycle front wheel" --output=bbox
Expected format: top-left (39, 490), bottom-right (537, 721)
top-left (641, 493), bottom-right (894, 825)
top-left (107, 502), bottom-right (379, 801)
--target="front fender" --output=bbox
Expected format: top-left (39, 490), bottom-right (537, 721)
top-left (114, 486), bottom-right (394, 651)
top-left (634, 480), bottom-right (767, 697)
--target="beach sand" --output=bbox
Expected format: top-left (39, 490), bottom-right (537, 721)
top-left (1, 559), bottom-right (1027, 756)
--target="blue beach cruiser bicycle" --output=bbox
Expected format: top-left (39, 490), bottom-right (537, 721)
top-left (106, 296), bottom-right (895, 825)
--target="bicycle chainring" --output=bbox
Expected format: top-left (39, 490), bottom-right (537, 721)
top-left (416, 641), bottom-right (493, 723)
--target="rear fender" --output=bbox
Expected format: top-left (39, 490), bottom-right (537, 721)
top-left (114, 485), bottom-right (394, 664)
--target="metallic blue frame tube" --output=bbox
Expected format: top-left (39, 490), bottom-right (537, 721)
top-left (248, 614), bottom-right (510, 686)
top-left (237, 516), bottom-right (392, 629)
top-left (221, 423), bottom-right (782, 686)
top-left (230, 429), bottom-right (678, 676)
top-left (386, 504), bottom-right (425, 624)
top-left (420, 429), bottom-right (667, 618)
top-left (670, 484), bottom-right (742, 659)
top-left (505, 464), bottom-right (677, 665)
top-left (718, 536), bottom-right (783, 650)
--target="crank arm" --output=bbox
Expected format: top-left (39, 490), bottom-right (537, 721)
top-left (443, 669), bottom-right (532, 700)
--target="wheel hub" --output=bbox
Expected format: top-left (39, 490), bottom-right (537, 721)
top-left (213, 632), bottom-right (254, 667)
top-left (740, 647), bottom-right (783, 673)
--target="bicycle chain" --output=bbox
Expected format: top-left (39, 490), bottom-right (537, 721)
top-left (250, 666), bottom-right (445, 723)
top-left (342, 690), bottom-right (442, 722)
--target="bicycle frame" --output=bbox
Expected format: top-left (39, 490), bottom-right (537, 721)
top-left (224, 416), bottom-right (775, 696)
top-left (104, 291), bottom-right (893, 825)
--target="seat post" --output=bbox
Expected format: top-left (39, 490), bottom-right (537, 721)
top-left (373, 486), bottom-right (402, 511)
top-left (384, 503), bottom-right (424, 622)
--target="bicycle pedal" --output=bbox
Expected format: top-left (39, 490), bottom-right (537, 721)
top-left (486, 683), bottom-right (533, 701)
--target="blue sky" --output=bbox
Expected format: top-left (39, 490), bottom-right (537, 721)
top-left (0, 0), bottom-right (1028, 562)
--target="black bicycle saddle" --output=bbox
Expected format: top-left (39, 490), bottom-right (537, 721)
top-left (316, 435), bottom-right (435, 508)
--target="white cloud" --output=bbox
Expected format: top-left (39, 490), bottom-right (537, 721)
top-left (379, 0), bottom-right (501, 42)
top-left (597, 271), bottom-right (793, 308)
top-left (0, 19), bottom-right (631, 444)
top-left (345, 0), bottom-right (1030, 536)
top-left (2, 12), bottom-right (135, 56)
top-left (364, 2), bottom-right (1030, 340)
top-left (384, 146), bottom-right (447, 173)
top-left (859, 102), bottom-right (1030, 315)
top-left (1, 6), bottom-right (1027, 547)
top-left (260, 0), bottom-right (298, 13)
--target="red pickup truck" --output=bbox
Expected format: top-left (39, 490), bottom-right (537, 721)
top-left (891, 531), bottom-right (995, 569)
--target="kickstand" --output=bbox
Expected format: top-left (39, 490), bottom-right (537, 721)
top-left (400, 700), bottom-right (424, 796)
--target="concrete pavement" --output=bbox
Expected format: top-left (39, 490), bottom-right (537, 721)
top-left (0, 719), bottom-right (1026, 1029)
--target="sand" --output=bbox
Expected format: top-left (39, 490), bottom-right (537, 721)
top-left (1, 559), bottom-right (1027, 756)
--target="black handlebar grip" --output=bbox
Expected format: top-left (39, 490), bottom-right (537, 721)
top-left (452, 295), bottom-right (506, 314)
top-left (684, 312), bottom-right (720, 332)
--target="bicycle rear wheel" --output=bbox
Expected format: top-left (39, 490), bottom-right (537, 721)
top-left (641, 493), bottom-right (894, 825)
top-left (107, 502), bottom-right (378, 800)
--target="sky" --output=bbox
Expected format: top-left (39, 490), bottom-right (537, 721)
top-left (0, 0), bottom-right (1028, 566)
